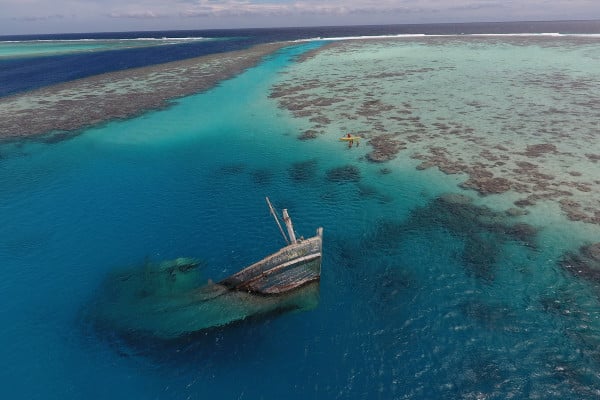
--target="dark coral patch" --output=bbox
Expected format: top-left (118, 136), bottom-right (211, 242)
top-left (585, 153), bottom-right (600, 163)
top-left (583, 243), bottom-right (600, 261)
top-left (366, 134), bottom-right (406, 163)
top-left (251, 169), bottom-right (274, 186)
top-left (298, 129), bottom-right (319, 140)
top-left (560, 243), bottom-right (600, 284)
top-left (523, 143), bottom-right (557, 157)
top-left (491, 222), bottom-right (538, 248)
top-left (288, 159), bottom-right (318, 182)
top-left (558, 198), bottom-right (600, 224)
top-left (359, 193), bottom-right (539, 282)
top-left (460, 176), bottom-right (512, 195)
top-left (462, 234), bottom-right (500, 281)
top-left (514, 198), bottom-right (536, 207)
top-left (325, 165), bottom-right (361, 182)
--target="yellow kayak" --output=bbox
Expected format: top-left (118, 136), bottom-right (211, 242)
top-left (339, 136), bottom-right (361, 141)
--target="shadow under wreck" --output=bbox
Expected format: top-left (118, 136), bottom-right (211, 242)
top-left (87, 198), bottom-right (323, 340)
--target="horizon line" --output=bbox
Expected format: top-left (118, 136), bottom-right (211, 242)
top-left (1, 18), bottom-right (599, 39)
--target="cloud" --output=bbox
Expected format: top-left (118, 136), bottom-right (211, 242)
top-left (1, 0), bottom-right (599, 35)
top-left (103, 0), bottom-right (573, 20)
top-left (6, 0), bottom-right (598, 22)
top-left (11, 14), bottom-right (66, 22)
top-left (176, 0), bottom-right (414, 18)
top-left (107, 10), bottom-right (164, 19)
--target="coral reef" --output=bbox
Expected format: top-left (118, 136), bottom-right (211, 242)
top-left (269, 37), bottom-right (600, 226)
top-left (0, 42), bottom-right (288, 141)
top-left (359, 193), bottom-right (539, 281)
top-left (325, 165), bottom-right (361, 182)
top-left (561, 243), bottom-right (600, 283)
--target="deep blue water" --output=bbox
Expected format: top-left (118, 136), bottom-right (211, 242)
top-left (2, 23), bottom-right (600, 399)
top-left (1, 20), bottom-right (600, 97)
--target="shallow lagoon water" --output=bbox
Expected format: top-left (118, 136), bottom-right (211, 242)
top-left (1, 39), bottom-right (600, 399)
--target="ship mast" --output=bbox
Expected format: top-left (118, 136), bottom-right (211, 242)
top-left (282, 209), bottom-right (297, 244)
top-left (265, 197), bottom-right (290, 245)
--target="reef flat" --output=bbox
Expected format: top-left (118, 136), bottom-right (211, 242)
top-left (270, 36), bottom-right (600, 226)
top-left (0, 42), bottom-right (288, 141)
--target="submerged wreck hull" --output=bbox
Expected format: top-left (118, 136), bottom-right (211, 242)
top-left (87, 229), bottom-right (323, 340)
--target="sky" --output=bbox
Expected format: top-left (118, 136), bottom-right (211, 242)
top-left (0, 0), bottom-right (599, 35)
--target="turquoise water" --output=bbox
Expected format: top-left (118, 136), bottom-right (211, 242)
top-left (2, 42), bottom-right (600, 399)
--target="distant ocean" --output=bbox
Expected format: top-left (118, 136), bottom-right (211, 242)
top-left (1, 20), bottom-right (600, 399)
top-left (1, 20), bottom-right (600, 97)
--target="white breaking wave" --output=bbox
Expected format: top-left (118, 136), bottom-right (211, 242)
top-left (293, 34), bottom-right (428, 42)
top-left (293, 32), bottom-right (600, 42)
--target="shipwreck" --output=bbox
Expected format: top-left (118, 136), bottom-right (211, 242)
top-left (87, 198), bottom-right (323, 339)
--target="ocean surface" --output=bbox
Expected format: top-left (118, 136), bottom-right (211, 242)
top-left (1, 21), bottom-right (600, 399)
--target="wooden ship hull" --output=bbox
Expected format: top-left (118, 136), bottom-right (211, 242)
top-left (86, 199), bottom-right (323, 339)
top-left (220, 227), bottom-right (322, 295)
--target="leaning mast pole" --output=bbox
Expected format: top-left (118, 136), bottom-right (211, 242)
top-left (265, 197), bottom-right (289, 245)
